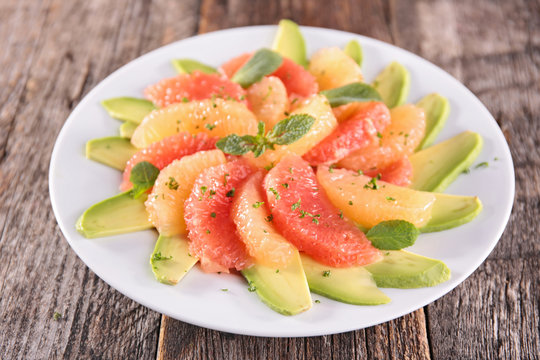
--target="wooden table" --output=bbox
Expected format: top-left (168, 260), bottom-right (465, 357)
top-left (1, 0), bottom-right (538, 358)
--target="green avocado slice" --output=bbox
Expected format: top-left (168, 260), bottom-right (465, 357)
top-left (150, 234), bottom-right (198, 285)
top-left (344, 39), bottom-right (363, 66)
top-left (271, 19), bottom-right (308, 67)
top-left (241, 251), bottom-right (312, 316)
top-left (364, 250), bottom-right (450, 288)
top-left (409, 131), bottom-right (483, 192)
top-left (171, 59), bottom-right (218, 74)
top-left (86, 136), bottom-right (137, 171)
top-left (422, 193), bottom-right (482, 233)
top-left (372, 61), bottom-right (410, 108)
top-left (300, 254), bottom-right (390, 305)
top-left (101, 97), bottom-right (156, 124)
top-left (119, 121), bottom-right (138, 139)
top-left (416, 93), bottom-right (450, 150)
top-left (76, 191), bottom-right (152, 238)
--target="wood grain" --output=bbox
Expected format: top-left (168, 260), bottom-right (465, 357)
top-left (0, 0), bottom-right (538, 359)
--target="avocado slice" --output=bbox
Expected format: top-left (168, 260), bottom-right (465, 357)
top-left (171, 59), bottom-right (218, 74)
top-left (372, 61), bottom-right (410, 108)
top-left (150, 234), bottom-right (198, 285)
top-left (409, 131), bottom-right (483, 192)
top-left (119, 121), bottom-right (138, 139)
top-left (364, 250), bottom-right (450, 288)
top-left (101, 97), bottom-right (156, 124)
top-left (76, 191), bottom-right (153, 238)
top-left (422, 193), bottom-right (482, 233)
top-left (416, 93), bottom-right (450, 150)
top-left (344, 39), bottom-right (363, 66)
top-left (300, 254), bottom-right (390, 305)
top-left (241, 251), bottom-right (312, 315)
top-left (271, 19), bottom-right (308, 67)
top-left (86, 136), bottom-right (137, 170)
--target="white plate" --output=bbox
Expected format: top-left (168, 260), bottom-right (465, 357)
top-left (49, 26), bottom-right (514, 337)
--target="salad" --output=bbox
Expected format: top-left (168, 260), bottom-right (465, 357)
top-left (77, 20), bottom-right (484, 316)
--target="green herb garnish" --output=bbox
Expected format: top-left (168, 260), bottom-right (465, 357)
top-left (322, 270), bottom-right (331, 277)
top-left (129, 161), bottom-right (159, 198)
top-left (247, 281), bottom-right (257, 292)
top-left (320, 82), bottom-right (382, 107)
top-left (366, 220), bottom-right (419, 250)
top-left (216, 115), bottom-right (315, 157)
top-left (226, 188), bottom-right (235, 197)
top-left (252, 201), bottom-right (264, 208)
top-left (232, 49), bottom-right (283, 88)
top-left (152, 252), bottom-right (173, 261)
top-left (53, 312), bottom-right (62, 321)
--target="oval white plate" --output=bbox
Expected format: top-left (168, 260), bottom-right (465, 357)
top-left (49, 26), bottom-right (514, 337)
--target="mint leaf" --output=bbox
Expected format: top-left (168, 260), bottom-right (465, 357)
top-left (216, 114), bottom-right (314, 157)
top-left (130, 161), bottom-right (159, 198)
top-left (366, 220), bottom-right (419, 250)
top-left (267, 114), bottom-right (315, 145)
top-left (216, 134), bottom-right (254, 155)
top-left (321, 82), bottom-right (382, 107)
top-left (232, 49), bottom-right (283, 88)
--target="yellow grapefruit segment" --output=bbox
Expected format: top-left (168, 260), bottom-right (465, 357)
top-left (317, 166), bottom-right (436, 228)
top-left (308, 47), bottom-right (364, 90)
top-left (145, 150), bottom-right (227, 236)
top-left (246, 76), bottom-right (289, 129)
top-left (232, 172), bottom-right (296, 268)
top-left (246, 94), bottom-right (337, 168)
top-left (338, 104), bottom-right (426, 172)
top-left (131, 99), bottom-right (258, 148)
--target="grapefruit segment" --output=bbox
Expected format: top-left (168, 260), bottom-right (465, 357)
top-left (131, 99), bottom-right (258, 148)
top-left (184, 160), bottom-right (254, 273)
top-left (144, 71), bottom-right (247, 108)
top-left (308, 47), bottom-right (363, 90)
top-left (338, 104), bottom-right (425, 172)
top-left (246, 76), bottom-right (289, 128)
top-left (364, 156), bottom-right (413, 187)
top-left (145, 150), bottom-right (227, 236)
top-left (317, 166), bottom-right (436, 228)
top-left (220, 53), bottom-right (251, 79)
top-left (232, 172), bottom-right (296, 268)
top-left (121, 132), bottom-right (218, 191)
top-left (263, 155), bottom-right (381, 267)
top-left (303, 101), bottom-right (391, 165)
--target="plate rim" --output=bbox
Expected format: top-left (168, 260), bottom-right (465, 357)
top-left (49, 24), bottom-right (515, 337)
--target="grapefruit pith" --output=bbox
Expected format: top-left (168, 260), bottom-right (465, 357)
top-left (184, 160), bottom-right (254, 273)
top-left (263, 155), bottom-right (381, 267)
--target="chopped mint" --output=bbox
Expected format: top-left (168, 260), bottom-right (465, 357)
top-left (53, 312), bottom-right (62, 321)
top-left (322, 270), bottom-right (331, 277)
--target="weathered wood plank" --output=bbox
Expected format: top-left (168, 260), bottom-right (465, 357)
top-left (0, 0), bottom-right (198, 359)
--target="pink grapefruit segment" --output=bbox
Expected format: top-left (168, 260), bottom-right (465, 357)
top-left (184, 160), bottom-right (254, 273)
top-left (263, 155), bottom-right (381, 268)
top-left (232, 172), bottom-right (296, 268)
top-left (145, 71), bottom-right (247, 108)
top-left (121, 132), bottom-right (217, 191)
top-left (303, 101), bottom-right (391, 165)
top-left (364, 156), bottom-right (413, 187)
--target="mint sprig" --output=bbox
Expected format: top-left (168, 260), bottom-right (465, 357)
top-left (320, 82), bottom-right (382, 107)
top-left (130, 161), bottom-right (159, 198)
top-left (366, 220), bottom-right (419, 250)
top-left (216, 114), bottom-right (315, 157)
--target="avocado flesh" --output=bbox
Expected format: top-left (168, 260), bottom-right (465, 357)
top-left (171, 59), bottom-right (218, 74)
top-left (372, 61), bottom-right (410, 108)
top-left (416, 93), bottom-right (450, 150)
top-left (119, 121), bottom-right (138, 139)
top-left (409, 131), bottom-right (483, 192)
top-left (150, 234), bottom-right (198, 285)
top-left (241, 250), bottom-right (312, 316)
top-left (101, 97), bottom-right (156, 124)
top-left (344, 39), bottom-right (363, 66)
top-left (86, 136), bottom-right (137, 171)
top-left (271, 19), bottom-right (308, 67)
top-left (76, 191), bottom-right (152, 238)
top-left (364, 250), bottom-right (450, 288)
top-left (422, 193), bottom-right (482, 233)
top-left (300, 254), bottom-right (390, 305)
